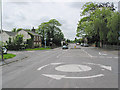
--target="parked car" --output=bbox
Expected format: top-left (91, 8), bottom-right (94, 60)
top-left (80, 43), bottom-right (84, 46)
top-left (62, 45), bottom-right (68, 49)
top-left (2, 47), bottom-right (7, 54)
top-left (84, 43), bottom-right (89, 47)
top-left (76, 43), bottom-right (80, 45)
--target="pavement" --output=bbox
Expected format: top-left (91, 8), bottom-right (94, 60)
top-left (1, 44), bottom-right (119, 88)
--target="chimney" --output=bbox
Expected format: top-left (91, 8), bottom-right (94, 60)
top-left (32, 27), bottom-right (35, 32)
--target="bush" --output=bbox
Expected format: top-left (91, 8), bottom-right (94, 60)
top-left (26, 39), bottom-right (33, 48)
top-left (6, 34), bottom-right (25, 50)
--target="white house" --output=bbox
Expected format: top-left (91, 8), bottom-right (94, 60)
top-left (17, 30), bottom-right (31, 42)
top-left (18, 28), bottom-right (41, 47)
top-left (0, 31), bottom-right (17, 43)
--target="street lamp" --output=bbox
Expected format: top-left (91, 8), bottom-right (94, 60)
top-left (0, 0), bottom-right (3, 62)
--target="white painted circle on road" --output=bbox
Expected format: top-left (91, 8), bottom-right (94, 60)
top-left (55, 64), bottom-right (92, 72)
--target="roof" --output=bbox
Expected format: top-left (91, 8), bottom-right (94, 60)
top-left (1, 31), bottom-right (17, 36)
top-left (23, 30), bottom-right (40, 36)
top-left (28, 31), bottom-right (40, 36)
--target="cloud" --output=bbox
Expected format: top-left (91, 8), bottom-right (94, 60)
top-left (2, 2), bottom-right (83, 39)
top-left (3, 0), bottom-right (119, 2)
top-left (3, 1), bottom-right (118, 40)
top-left (66, 2), bottom-right (85, 9)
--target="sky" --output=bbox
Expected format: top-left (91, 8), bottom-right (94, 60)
top-left (2, 0), bottom-right (120, 40)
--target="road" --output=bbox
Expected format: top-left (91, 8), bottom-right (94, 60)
top-left (2, 44), bottom-right (118, 88)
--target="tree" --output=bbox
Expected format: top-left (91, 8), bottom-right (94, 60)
top-left (6, 34), bottom-right (24, 50)
top-left (77, 2), bottom-right (117, 47)
top-left (37, 19), bottom-right (64, 47)
top-left (12, 28), bottom-right (17, 32)
top-left (17, 28), bottom-right (23, 32)
top-left (107, 12), bottom-right (120, 44)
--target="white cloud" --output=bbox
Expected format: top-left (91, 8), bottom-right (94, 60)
top-left (3, 2), bottom-right (82, 39)
top-left (2, 1), bottom-right (119, 40)
top-left (3, 0), bottom-right (120, 2)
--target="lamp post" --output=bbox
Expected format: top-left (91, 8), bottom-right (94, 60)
top-left (0, 0), bottom-right (3, 62)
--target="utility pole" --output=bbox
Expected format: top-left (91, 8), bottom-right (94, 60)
top-left (0, 0), bottom-right (3, 62)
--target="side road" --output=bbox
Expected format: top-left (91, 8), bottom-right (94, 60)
top-left (0, 48), bottom-right (60, 66)
top-left (0, 46), bottom-right (118, 66)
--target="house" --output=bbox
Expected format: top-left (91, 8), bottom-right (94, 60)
top-left (0, 30), bottom-right (17, 43)
top-left (18, 27), bottom-right (41, 48)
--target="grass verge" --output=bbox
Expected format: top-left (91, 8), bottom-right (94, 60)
top-left (25, 48), bottom-right (51, 51)
top-left (0, 53), bottom-right (16, 60)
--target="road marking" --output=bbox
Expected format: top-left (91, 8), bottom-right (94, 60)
top-left (99, 52), bottom-right (107, 56)
top-left (51, 63), bottom-right (63, 65)
top-left (45, 51), bottom-right (50, 52)
top-left (56, 54), bottom-right (62, 58)
top-left (42, 74), bottom-right (104, 80)
top-left (37, 64), bottom-right (50, 70)
top-left (81, 49), bottom-right (93, 58)
top-left (106, 57), bottom-right (112, 58)
top-left (84, 62), bottom-right (112, 71)
top-left (55, 64), bottom-right (92, 72)
top-left (37, 62), bottom-right (63, 71)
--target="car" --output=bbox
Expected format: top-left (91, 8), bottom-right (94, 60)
top-left (76, 43), bottom-right (80, 45)
top-left (62, 45), bottom-right (68, 49)
top-left (2, 47), bottom-right (7, 54)
top-left (84, 43), bottom-right (89, 47)
top-left (80, 43), bottom-right (84, 46)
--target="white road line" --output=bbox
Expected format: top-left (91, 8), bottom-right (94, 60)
top-left (81, 49), bottom-right (93, 58)
top-left (99, 52), bottom-right (107, 56)
top-left (84, 62), bottom-right (112, 71)
top-left (56, 54), bottom-right (61, 58)
top-left (37, 64), bottom-right (50, 70)
top-left (65, 74), bottom-right (104, 79)
top-left (114, 57), bottom-right (118, 59)
top-left (45, 51), bottom-right (50, 52)
top-left (106, 57), bottom-right (112, 58)
top-left (42, 74), bottom-right (104, 80)
top-left (37, 63), bottom-right (63, 70)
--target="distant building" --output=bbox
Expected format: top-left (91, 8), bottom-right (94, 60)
top-left (0, 30), bottom-right (17, 43)
top-left (18, 27), bottom-right (41, 48)
top-left (0, 27), bottom-right (41, 48)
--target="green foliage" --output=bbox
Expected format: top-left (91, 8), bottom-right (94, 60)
top-left (26, 39), bottom-right (33, 48)
top-left (37, 19), bottom-right (64, 46)
top-left (77, 2), bottom-right (119, 46)
top-left (25, 48), bottom-right (51, 51)
top-left (0, 53), bottom-right (16, 60)
top-left (17, 28), bottom-right (23, 32)
top-left (6, 34), bottom-right (24, 50)
top-left (12, 28), bottom-right (17, 32)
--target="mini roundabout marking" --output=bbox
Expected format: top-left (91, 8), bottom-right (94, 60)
top-left (37, 62), bottom-right (112, 80)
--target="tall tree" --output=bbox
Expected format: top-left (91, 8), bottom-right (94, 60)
top-left (37, 19), bottom-right (64, 46)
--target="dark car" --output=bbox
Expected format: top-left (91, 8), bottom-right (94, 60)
top-left (62, 45), bottom-right (68, 49)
